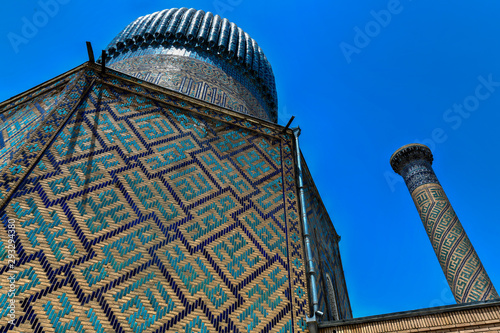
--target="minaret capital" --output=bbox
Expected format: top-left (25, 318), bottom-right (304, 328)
top-left (390, 143), bottom-right (433, 175)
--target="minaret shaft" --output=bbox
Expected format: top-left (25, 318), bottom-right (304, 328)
top-left (391, 144), bottom-right (498, 303)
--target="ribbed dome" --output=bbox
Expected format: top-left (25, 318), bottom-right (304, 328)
top-left (102, 8), bottom-right (277, 120)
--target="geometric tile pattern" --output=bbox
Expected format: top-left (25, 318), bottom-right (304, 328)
top-left (109, 54), bottom-right (272, 122)
top-left (0, 66), bottom-right (91, 204)
top-left (391, 144), bottom-right (499, 304)
top-left (0, 72), bottom-right (78, 173)
top-left (412, 183), bottom-right (500, 303)
top-left (0, 64), bottom-right (311, 332)
top-left (392, 144), bottom-right (499, 304)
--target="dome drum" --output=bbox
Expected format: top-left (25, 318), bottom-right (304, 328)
top-left (101, 7), bottom-right (277, 121)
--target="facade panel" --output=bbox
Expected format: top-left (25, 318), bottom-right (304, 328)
top-left (0, 66), bottom-right (312, 332)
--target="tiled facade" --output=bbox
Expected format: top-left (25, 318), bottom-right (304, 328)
top-left (0, 7), bottom-right (356, 332)
top-left (0, 64), bottom-right (316, 332)
top-left (2, 5), bottom-right (499, 332)
top-left (411, 183), bottom-right (499, 303)
top-left (108, 52), bottom-right (271, 121)
top-left (0, 71), bottom-right (80, 174)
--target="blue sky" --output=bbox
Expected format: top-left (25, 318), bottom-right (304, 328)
top-left (1, 0), bottom-right (499, 319)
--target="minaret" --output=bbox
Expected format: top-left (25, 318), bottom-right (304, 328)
top-left (390, 143), bottom-right (498, 303)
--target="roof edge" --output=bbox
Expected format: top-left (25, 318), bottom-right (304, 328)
top-left (319, 299), bottom-right (500, 328)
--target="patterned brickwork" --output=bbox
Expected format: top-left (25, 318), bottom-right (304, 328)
top-left (412, 184), bottom-right (499, 303)
top-left (0, 68), bottom-right (92, 207)
top-left (0, 65), bottom-right (83, 113)
top-left (301, 158), bottom-right (352, 321)
top-left (319, 301), bottom-right (500, 333)
top-left (391, 144), bottom-right (498, 304)
top-left (0, 70), bottom-right (80, 174)
top-left (109, 52), bottom-right (271, 122)
top-left (401, 160), bottom-right (440, 194)
top-left (0, 64), bottom-right (310, 333)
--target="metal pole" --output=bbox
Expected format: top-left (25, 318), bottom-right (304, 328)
top-left (293, 127), bottom-right (321, 332)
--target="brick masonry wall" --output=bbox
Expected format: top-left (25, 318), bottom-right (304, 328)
top-left (0, 64), bottom-right (311, 333)
top-left (319, 301), bottom-right (500, 333)
top-left (109, 53), bottom-right (271, 122)
top-left (0, 70), bottom-right (80, 174)
top-left (301, 158), bottom-right (352, 321)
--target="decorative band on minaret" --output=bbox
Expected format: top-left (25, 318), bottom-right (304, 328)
top-left (390, 143), bottom-right (499, 303)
